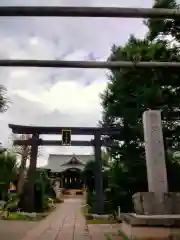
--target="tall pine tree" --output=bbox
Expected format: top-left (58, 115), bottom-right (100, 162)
top-left (100, 0), bottom-right (180, 211)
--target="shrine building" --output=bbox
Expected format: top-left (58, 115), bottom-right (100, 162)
top-left (44, 154), bottom-right (94, 189)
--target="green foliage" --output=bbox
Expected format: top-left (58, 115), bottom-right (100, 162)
top-left (7, 213), bottom-right (30, 221)
top-left (19, 169), bottom-right (56, 213)
top-left (5, 192), bottom-right (19, 212)
top-left (86, 189), bottom-right (101, 214)
top-left (101, 150), bottom-right (111, 167)
top-left (42, 196), bottom-right (55, 211)
top-left (119, 231), bottom-right (129, 240)
top-left (145, 0), bottom-right (180, 41)
top-left (54, 198), bottom-right (64, 203)
top-left (82, 160), bottom-right (95, 192)
top-left (100, 1), bottom-right (180, 212)
top-left (0, 152), bottom-right (18, 200)
top-left (35, 170), bottom-right (57, 212)
top-left (86, 189), bottom-right (93, 206)
top-left (34, 170), bottom-right (51, 212)
top-left (0, 85), bottom-right (9, 113)
top-left (0, 192), bottom-right (20, 219)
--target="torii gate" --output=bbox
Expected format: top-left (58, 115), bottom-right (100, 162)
top-left (0, 5), bottom-right (179, 216)
top-left (9, 124), bottom-right (121, 213)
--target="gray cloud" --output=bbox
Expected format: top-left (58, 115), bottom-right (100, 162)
top-left (0, 0), bottom-right (152, 165)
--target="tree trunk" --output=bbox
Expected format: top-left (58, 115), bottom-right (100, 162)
top-left (17, 146), bottom-right (29, 195)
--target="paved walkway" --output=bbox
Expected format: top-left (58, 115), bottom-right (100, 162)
top-left (0, 220), bottom-right (36, 240)
top-left (22, 197), bottom-right (120, 240)
top-left (0, 197), bottom-right (120, 239)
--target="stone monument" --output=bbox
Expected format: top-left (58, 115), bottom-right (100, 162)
top-left (120, 110), bottom-right (180, 239)
top-left (133, 110), bottom-right (180, 215)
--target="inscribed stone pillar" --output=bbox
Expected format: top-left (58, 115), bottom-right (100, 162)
top-left (133, 110), bottom-right (180, 214)
top-left (142, 110), bottom-right (168, 193)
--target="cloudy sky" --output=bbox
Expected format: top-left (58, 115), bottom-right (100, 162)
top-left (0, 0), bottom-right (152, 166)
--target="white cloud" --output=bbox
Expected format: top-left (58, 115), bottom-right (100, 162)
top-left (15, 79), bottom-right (107, 114)
top-left (0, 0), bottom-right (152, 166)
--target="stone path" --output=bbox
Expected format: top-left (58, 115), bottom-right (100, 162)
top-left (22, 197), bottom-right (120, 240)
top-left (0, 197), bottom-right (121, 240)
top-left (0, 220), bottom-right (36, 240)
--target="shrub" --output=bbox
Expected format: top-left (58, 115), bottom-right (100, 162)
top-left (54, 198), bottom-right (64, 203)
top-left (86, 189), bottom-right (95, 207)
top-left (4, 192), bottom-right (20, 212)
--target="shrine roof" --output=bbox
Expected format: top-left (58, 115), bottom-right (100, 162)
top-left (44, 154), bottom-right (94, 173)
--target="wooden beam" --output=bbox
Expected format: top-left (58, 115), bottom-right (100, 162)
top-left (0, 7), bottom-right (179, 19)
top-left (1, 60), bottom-right (180, 69)
top-left (9, 124), bottom-right (121, 135)
top-left (13, 139), bottom-right (118, 147)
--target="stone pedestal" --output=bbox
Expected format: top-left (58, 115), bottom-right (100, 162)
top-left (120, 213), bottom-right (180, 239)
top-left (119, 110), bottom-right (180, 239)
top-left (133, 192), bottom-right (180, 215)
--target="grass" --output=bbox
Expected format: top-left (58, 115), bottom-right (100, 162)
top-left (81, 204), bottom-right (90, 215)
top-left (1, 205), bottom-right (57, 221)
top-left (104, 232), bottom-right (129, 240)
top-left (81, 204), bottom-right (117, 224)
top-left (82, 204), bottom-right (118, 224)
top-left (119, 231), bottom-right (129, 240)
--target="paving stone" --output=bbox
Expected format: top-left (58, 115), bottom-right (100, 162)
top-left (0, 196), bottom-right (120, 240)
top-left (0, 220), bottom-right (36, 240)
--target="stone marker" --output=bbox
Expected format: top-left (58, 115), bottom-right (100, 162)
top-left (143, 110), bottom-right (168, 193)
top-left (133, 110), bottom-right (180, 215)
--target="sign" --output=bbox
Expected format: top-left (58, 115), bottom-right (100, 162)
top-left (62, 129), bottom-right (71, 145)
top-left (8, 182), bottom-right (16, 193)
top-left (69, 168), bottom-right (78, 171)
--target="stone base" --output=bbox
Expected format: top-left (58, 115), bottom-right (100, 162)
top-left (120, 213), bottom-right (180, 239)
top-left (133, 192), bottom-right (180, 215)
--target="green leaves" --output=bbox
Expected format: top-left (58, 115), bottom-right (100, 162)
top-left (146, 0), bottom-right (180, 41)
top-left (0, 152), bottom-right (17, 200)
top-left (0, 85), bottom-right (9, 113)
top-left (100, 0), bottom-right (180, 212)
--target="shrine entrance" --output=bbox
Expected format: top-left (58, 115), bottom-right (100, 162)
top-left (9, 124), bottom-right (120, 214)
top-left (62, 168), bottom-right (82, 189)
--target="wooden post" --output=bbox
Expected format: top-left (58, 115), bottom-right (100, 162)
top-left (26, 133), bottom-right (39, 212)
top-left (94, 131), bottom-right (104, 214)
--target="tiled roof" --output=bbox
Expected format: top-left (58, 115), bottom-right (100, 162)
top-left (44, 154), bottom-right (94, 173)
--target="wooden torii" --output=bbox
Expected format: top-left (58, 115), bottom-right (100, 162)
top-left (9, 124), bottom-right (121, 213)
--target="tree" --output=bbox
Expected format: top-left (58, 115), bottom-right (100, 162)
top-left (101, 149), bottom-right (112, 167)
top-left (100, 22), bottom-right (180, 211)
top-left (82, 160), bottom-right (95, 192)
top-left (0, 85), bottom-right (9, 112)
top-left (0, 151), bottom-right (17, 200)
top-left (11, 134), bottom-right (44, 194)
top-left (11, 134), bottom-right (31, 194)
top-left (145, 0), bottom-right (180, 42)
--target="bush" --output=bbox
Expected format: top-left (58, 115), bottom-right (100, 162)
top-left (104, 200), bottom-right (114, 214)
top-left (54, 198), bottom-right (64, 203)
top-left (86, 189), bottom-right (95, 207)
top-left (4, 192), bottom-right (20, 212)
top-left (86, 191), bottom-right (100, 214)
top-left (42, 196), bottom-right (54, 211)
